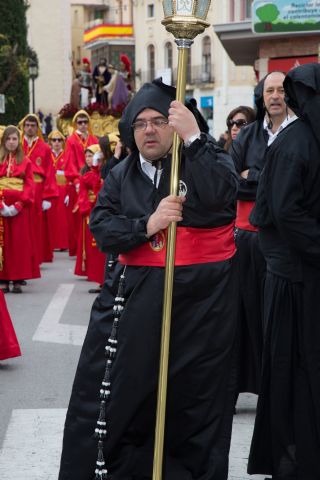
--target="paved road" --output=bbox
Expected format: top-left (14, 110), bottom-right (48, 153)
top-left (0, 252), bottom-right (266, 479)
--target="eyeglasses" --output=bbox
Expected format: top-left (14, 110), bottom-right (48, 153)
top-left (51, 138), bottom-right (63, 142)
top-left (227, 119), bottom-right (247, 128)
top-left (132, 118), bottom-right (169, 131)
top-left (77, 120), bottom-right (89, 125)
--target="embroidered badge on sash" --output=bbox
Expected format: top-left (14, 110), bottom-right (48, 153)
top-left (149, 230), bottom-right (165, 251)
top-left (36, 157), bottom-right (42, 166)
top-left (179, 180), bottom-right (187, 197)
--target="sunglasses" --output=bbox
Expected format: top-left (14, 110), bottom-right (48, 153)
top-left (227, 119), bottom-right (247, 128)
top-left (51, 138), bottom-right (63, 142)
top-left (77, 120), bottom-right (89, 125)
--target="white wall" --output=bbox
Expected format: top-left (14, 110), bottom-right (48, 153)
top-left (27, 0), bottom-right (72, 117)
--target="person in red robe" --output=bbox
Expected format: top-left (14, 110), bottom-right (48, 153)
top-left (0, 290), bottom-right (21, 360)
top-left (64, 110), bottom-right (98, 256)
top-left (74, 144), bottom-right (105, 288)
top-left (0, 125), bottom-right (40, 293)
top-left (19, 114), bottom-right (58, 264)
top-left (47, 130), bottom-right (69, 251)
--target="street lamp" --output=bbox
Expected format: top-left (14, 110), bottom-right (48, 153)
top-left (28, 59), bottom-right (39, 113)
top-left (152, 2), bottom-right (211, 480)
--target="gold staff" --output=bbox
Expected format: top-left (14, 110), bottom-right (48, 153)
top-left (153, 2), bottom-right (212, 479)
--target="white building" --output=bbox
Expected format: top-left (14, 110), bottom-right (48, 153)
top-left (26, 0), bottom-right (72, 117)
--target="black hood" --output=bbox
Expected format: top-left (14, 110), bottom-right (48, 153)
top-left (119, 78), bottom-right (209, 150)
top-left (119, 78), bottom-right (176, 150)
top-left (253, 76), bottom-right (266, 120)
top-left (284, 63), bottom-right (320, 145)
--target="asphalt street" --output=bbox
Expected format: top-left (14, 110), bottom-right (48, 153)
top-left (0, 251), bottom-right (265, 480)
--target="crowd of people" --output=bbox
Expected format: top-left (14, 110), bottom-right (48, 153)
top-left (1, 62), bottom-right (320, 480)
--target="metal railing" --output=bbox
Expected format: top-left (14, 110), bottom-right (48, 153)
top-left (137, 64), bottom-right (214, 86)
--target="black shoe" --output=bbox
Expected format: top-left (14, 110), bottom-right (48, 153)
top-left (12, 284), bottom-right (22, 293)
top-left (88, 288), bottom-right (101, 294)
top-left (18, 280), bottom-right (27, 286)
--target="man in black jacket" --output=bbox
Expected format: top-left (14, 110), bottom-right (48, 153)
top-left (58, 79), bottom-right (239, 480)
top-left (229, 71), bottom-right (295, 397)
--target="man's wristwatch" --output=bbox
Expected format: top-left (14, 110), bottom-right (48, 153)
top-left (184, 132), bottom-right (201, 148)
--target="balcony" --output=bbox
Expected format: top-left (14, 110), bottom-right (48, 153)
top-left (84, 22), bottom-right (134, 49)
top-left (138, 65), bottom-right (214, 87)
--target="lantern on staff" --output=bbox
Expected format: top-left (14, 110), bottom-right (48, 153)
top-left (152, 2), bottom-right (212, 480)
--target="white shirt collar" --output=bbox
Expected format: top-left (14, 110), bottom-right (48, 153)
top-left (264, 114), bottom-right (298, 146)
top-left (25, 135), bottom-right (38, 146)
top-left (139, 153), bottom-right (163, 188)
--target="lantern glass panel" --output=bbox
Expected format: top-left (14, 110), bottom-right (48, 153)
top-left (163, 0), bottom-right (173, 16)
top-left (195, 0), bottom-right (210, 19)
top-left (176, 0), bottom-right (193, 16)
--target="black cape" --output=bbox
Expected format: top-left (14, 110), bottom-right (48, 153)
top-left (248, 63), bottom-right (320, 479)
top-left (58, 134), bottom-right (240, 480)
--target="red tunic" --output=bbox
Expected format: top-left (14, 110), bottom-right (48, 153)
top-left (74, 168), bottom-right (105, 284)
top-left (64, 132), bottom-right (98, 256)
top-left (47, 150), bottom-right (69, 250)
top-left (0, 290), bottom-right (21, 360)
top-left (0, 155), bottom-right (40, 281)
top-left (22, 137), bottom-right (58, 263)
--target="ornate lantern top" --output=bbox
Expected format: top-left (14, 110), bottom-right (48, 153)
top-left (162, 0), bottom-right (211, 39)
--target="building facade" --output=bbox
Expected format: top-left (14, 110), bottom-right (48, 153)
top-left (27, 0), bottom-right (72, 117)
top-left (71, 0), bottom-right (134, 80)
top-left (133, 0), bottom-right (255, 138)
top-left (215, 1), bottom-right (320, 79)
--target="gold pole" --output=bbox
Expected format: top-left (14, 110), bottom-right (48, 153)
top-left (152, 41), bottom-right (190, 480)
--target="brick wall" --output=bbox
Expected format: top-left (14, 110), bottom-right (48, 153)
top-left (260, 35), bottom-right (320, 59)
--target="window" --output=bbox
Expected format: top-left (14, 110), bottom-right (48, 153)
top-left (147, 4), bottom-right (154, 18)
top-left (94, 9), bottom-right (103, 20)
top-left (202, 36), bottom-right (211, 81)
top-left (229, 0), bottom-right (235, 22)
top-left (148, 44), bottom-right (155, 82)
top-left (165, 42), bottom-right (173, 70)
top-left (246, 0), bottom-right (252, 19)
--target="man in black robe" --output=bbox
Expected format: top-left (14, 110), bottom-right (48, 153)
top-left (58, 79), bottom-right (239, 480)
top-left (248, 63), bottom-right (320, 479)
top-left (230, 71), bottom-right (294, 396)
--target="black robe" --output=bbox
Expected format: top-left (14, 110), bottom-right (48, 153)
top-left (58, 134), bottom-right (239, 480)
top-left (230, 121), bottom-right (267, 395)
top-left (248, 102), bottom-right (320, 477)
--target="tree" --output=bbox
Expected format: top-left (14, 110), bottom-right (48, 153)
top-left (256, 3), bottom-right (280, 31)
top-left (0, 0), bottom-right (37, 124)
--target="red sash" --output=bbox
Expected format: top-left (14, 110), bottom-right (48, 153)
top-left (235, 200), bottom-right (258, 232)
top-left (119, 223), bottom-right (236, 267)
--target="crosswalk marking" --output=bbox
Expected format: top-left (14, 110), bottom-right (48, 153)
top-left (0, 405), bottom-right (265, 480)
top-left (0, 409), bottom-right (66, 480)
top-left (32, 284), bottom-right (87, 346)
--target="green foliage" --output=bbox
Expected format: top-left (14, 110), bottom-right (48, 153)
top-left (256, 3), bottom-right (280, 23)
top-left (0, 0), bottom-right (35, 124)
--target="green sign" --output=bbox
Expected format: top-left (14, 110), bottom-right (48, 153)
top-left (252, 0), bottom-right (320, 33)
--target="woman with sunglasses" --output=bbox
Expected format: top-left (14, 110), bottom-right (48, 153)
top-left (224, 106), bottom-right (255, 152)
top-left (48, 130), bottom-right (69, 251)
top-left (0, 125), bottom-right (40, 293)
top-left (224, 106), bottom-right (259, 406)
